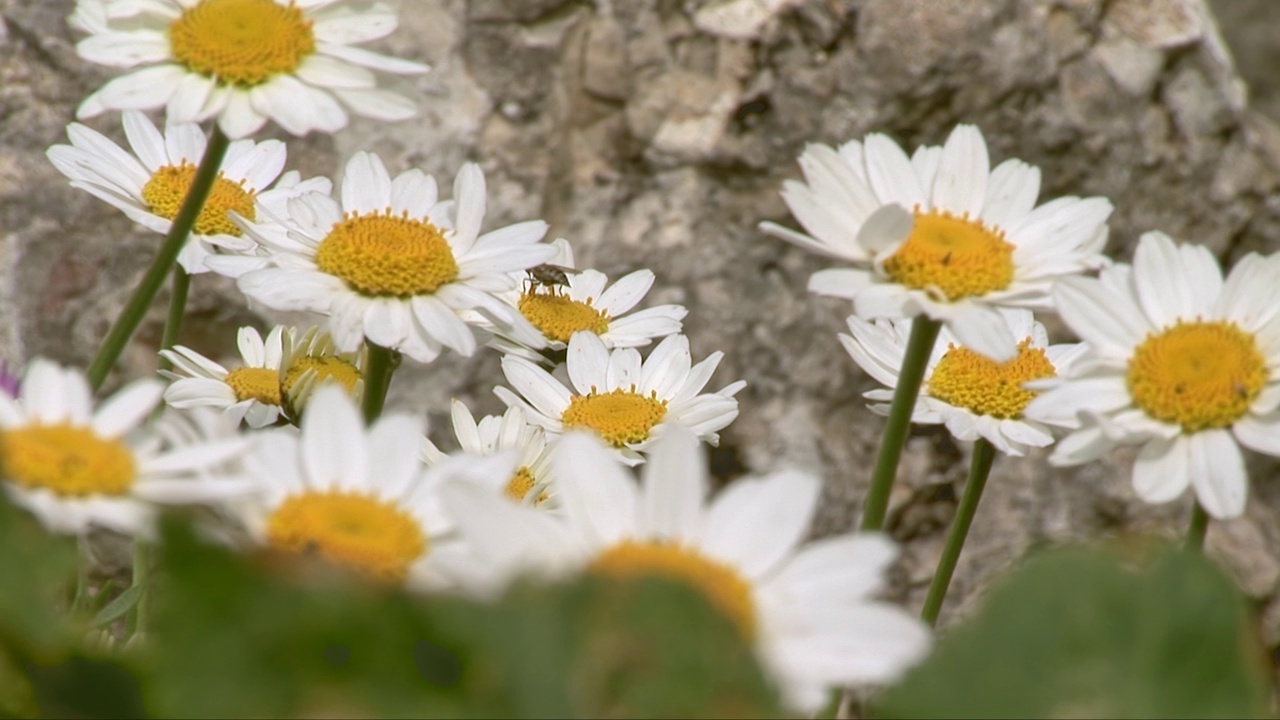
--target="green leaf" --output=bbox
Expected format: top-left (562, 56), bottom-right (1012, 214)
top-left (877, 544), bottom-right (1270, 719)
top-left (90, 585), bottom-right (144, 629)
top-left (24, 652), bottom-right (147, 719)
top-left (0, 494), bottom-right (78, 656)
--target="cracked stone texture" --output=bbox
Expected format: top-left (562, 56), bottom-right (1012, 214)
top-left (5, 0), bottom-right (1280, 664)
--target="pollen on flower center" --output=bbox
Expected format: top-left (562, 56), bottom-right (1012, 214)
top-left (518, 292), bottom-right (610, 344)
top-left (590, 540), bottom-right (757, 640)
top-left (225, 367), bottom-right (283, 406)
top-left (1127, 320), bottom-right (1267, 433)
top-left (504, 466), bottom-right (538, 502)
top-left (561, 387), bottom-right (668, 448)
top-left (266, 490), bottom-right (427, 583)
top-left (282, 357), bottom-right (362, 396)
top-left (928, 338), bottom-right (1057, 419)
top-left (141, 163), bottom-right (257, 236)
top-left (882, 210), bottom-right (1015, 301)
top-left (168, 0), bottom-right (316, 88)
top-left (315, 212), bottom-right (460, 297)
top-left (0, 425), bottom-right (136, 497)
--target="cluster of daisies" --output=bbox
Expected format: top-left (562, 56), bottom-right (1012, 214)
top-left (0, 0), bottom-right (952, 712)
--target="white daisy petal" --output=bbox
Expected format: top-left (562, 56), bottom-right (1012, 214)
top-left (699, 469), bottom-right (820, 580)
top-left (1189, 430), bottom-right (1247, 518)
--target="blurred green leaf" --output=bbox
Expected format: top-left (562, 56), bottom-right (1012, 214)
top-left (0, 494), bottom-right (77, 657)
top-left (24, 652), bottom-right (147, 719)
top-left (90, 585), bottom-right (144, 629)
top-left (878, 545), bottom-right (1269, 719)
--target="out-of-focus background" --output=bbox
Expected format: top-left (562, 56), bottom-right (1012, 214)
top-left (3, 0), bottom-right (1280, 657)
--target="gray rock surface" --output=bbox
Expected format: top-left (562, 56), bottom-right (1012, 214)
top-left (4, 0), bottom-right (1280, 669)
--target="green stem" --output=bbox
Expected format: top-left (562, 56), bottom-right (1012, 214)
top-left (160, 267), bottom-right (191, 360)
top-left (859, 317), bottom-right (942, 531)
top-left (362, 342), bottom-right (394, 423)
top-left (70, 535), bottom-right (91, 614)
top-left (921, 438), bottom-right (996, 627)
top-left (126, 541), bottom-right (150, 637)
top-left (1185, 501), bottom-right (1210, 552)
top-left (86, 127), bottom-right (231, 391)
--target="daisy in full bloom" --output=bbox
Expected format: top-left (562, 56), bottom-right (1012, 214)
top-left (234, 152), bottom-right (556, 364)
top-left (0, 359), bottom-right (251, 536)
top-left (761, 124), bottom-right (1112, 360)
top-left (478, 238), bottom-right (688, 362)
top-left (843, 309), bottom-right (1086, 456)
top-left (70, 0), bottom-right (430, 138)
top-left (1025, 231), bottom-right (1280, 518)
top-left (495, 332), bottom-right (745, 464)
top-left (421, 401), bottom-right (554, 506)
top-left (160, 325), bottom-right (363, 428)
top-left (440, 429), bottom-right (932, 712)
top-left (229, 384), bottom-right (511, 588)
top-left (46, 111), bottom-right (329, 274)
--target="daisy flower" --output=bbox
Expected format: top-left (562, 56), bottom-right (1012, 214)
top-left (70, 0), bottom-right (430, 138)
top-left (45, 111), bottom-right (329, 274)
top-left (229, 384), bottom-right (510, 588)
top-left (842, 309), bottom-right (1086, 456)
top-left (480, 238), bottom-right (688, 361)
top-left (160, 325), bottom-right (363, 428)
top-left (421, 401), bottom-right (554, 506)
top-left (760, 124), bottom-right (1112, 360)
top-left (440, 429), bottom-right (932, 712)
top-left (1025, 231), bottom-right (1280, 518)
top-left (495, 332), bottom-right (745, 464)
top-left (0, 358), bottom-right (251, 536)
top-left (234, 152), bottom-right (556, 364)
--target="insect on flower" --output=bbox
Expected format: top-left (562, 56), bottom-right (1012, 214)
top-left (525, 264), bottom-right (575, 295)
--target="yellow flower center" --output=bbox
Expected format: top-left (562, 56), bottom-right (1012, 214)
top-left (928, 338), bottom-right (1057, 419)
top-left (1127, 320), bottom-right (1267, 433)
top-left (265, 490), bottom-right (427, 583)
top-left (315, 212), bottom-right (459, 297)
top-left (517, 292), bottom-right (611, 344)
top-left (281, 357), bottom-right (362, 396)
top-left (224, 367), bottom-right (283, 406)
top-left (141, 163), bottom-right (257, 236)
top-left (0, 425), bottom-right (136, 497)
top-left (561, 387), bottom-right (668, 448)
top-left (502, 466), bottom-right (550, 505)
top-left (881, 210), bottom-right (1015, 301)
top-left (168, 0), bottom-right (316, 88)
top-left (590, 540), bottom-right (757, 640)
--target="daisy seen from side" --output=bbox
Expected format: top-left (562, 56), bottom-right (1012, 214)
top-left (761, 124), bottom-right (1113, 360)
top-left (1025, 231), bottom-right (1280, 518)
top-left (843, 309), bottom-right (1086, 456)
top-left (234, 152), bottom-right (556, 364)
top-left (229, 384), bottom-right (509, 588)
top-left (0, 359), bottom-right (251, 537)
top-left (421, 401), bottom-right (554, 506)
top-left (70, 0), bottom-right (430, 138)
top-left (495, 331), bottom-right (745, 464)
top-left (440, 429), bottom-right (932, 712)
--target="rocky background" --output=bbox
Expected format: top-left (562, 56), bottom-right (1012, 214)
top-left (3, 0), bottom-right (1280, 676)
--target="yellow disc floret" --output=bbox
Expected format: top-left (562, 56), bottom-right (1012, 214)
top-left (282, 357), bottom-right (362, 396)
top-left (561, 387), bottom-right (668, 448)
top-left (141, 163), bottom-right (257, 236)
top-left (518, 292), bottom-right (611, 344)
top-left (882, 210), bottom-right (1015, 300)
top-left (315, 212), bottom-right (459, 297)
top-left (169, 0), bottom-right (316, 88)
top-left (1127, 320), bottom-right (1267, 433)
top-left (225, 367), bottom-right (283, 406)
top-left (266, 490), bottom-right (427, 583)
top-left (504, 466), bottom-right (539, 503)
top-left (928, 338), bottom-right (1057, 419)
top-left (1, 425), bottom-right (136, 496)
top-left (590, 540), bottom-right (757, 640)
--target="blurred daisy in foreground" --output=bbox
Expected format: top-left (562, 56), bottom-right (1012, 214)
top-left (235, 152), bottom-right (555, 364)
top-left (421, 401), bottom-right (554, 507)
top-left (0, 359), bottom-right (250, 536)
top-left (480, 239), bottom-right (687, 362)
top-left (761, 124), bottom-right (1112, 360)
top-left (230, 385), bottom-right (510, 588)
top-left (495, 332), bottom-right (744, 464)
top-left (71, 0), bottom-right (430, 138)
top-left (441, 429), bottom-right (931, 712)
top-left (1026, 231), bottom-right (1280, 518)
top-left (161, 325), bottom-right (363, 428)
top-left (45, 111), bottom-right (329, 274)
top-left (843, 309), bottom-right (1085, 456)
